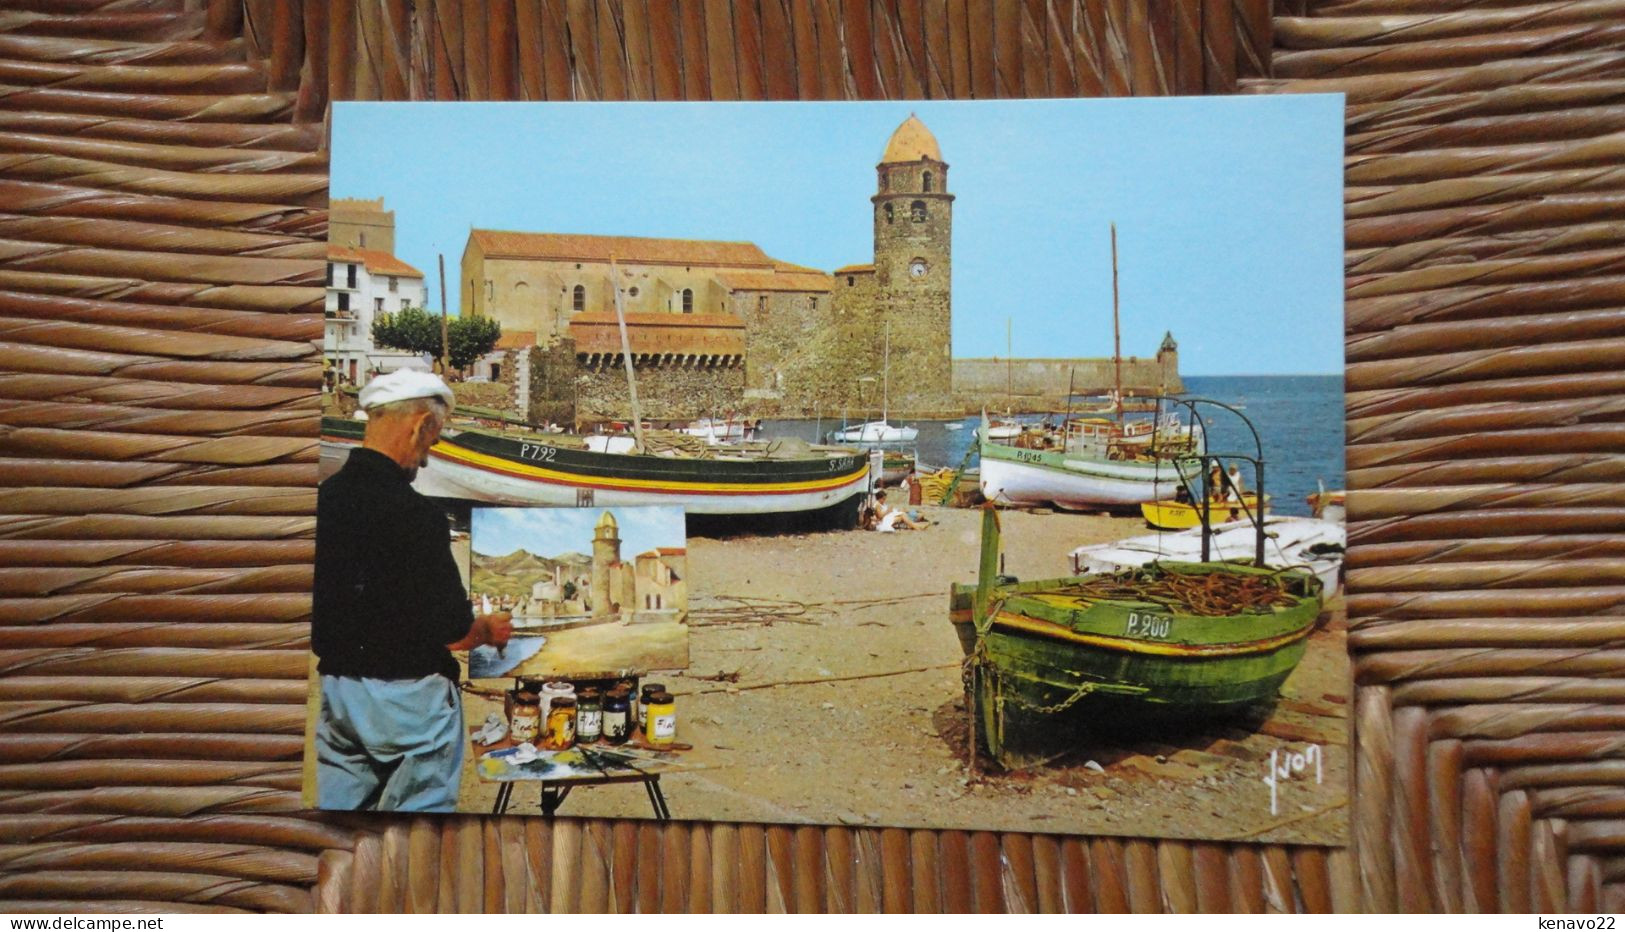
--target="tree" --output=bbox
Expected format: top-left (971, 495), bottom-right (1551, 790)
top-left (448, 315), bottom-right (503, 371)
top-left (372, 306), bottom-right (502, 374)
top-left (371, 306), bottom-right (441, 357)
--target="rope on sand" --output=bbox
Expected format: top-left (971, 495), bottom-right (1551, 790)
top-left (690, 591), bottom-right (940, 626)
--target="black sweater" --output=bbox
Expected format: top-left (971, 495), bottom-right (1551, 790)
top-left (313, 448), bottom-right (473, 681)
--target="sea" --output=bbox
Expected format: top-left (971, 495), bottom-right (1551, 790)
top-left (755, 374), bottom-right (1345, 517)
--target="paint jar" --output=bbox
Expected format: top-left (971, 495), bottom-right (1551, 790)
top-left (645, 691), bottom-right (677, 747)
top-left (638, 683), bottom-right (666, 735)
top-left (538, 681), bottom-right (575, 723)
top-left (576, 687), bottom-right (602, 743)
top-left (540, 695), bottom-right (576, 750)
top-left (603, 688), bottom-right (631, 745)
top-left (617, 678), bottom-right (638, 728)
top-left (509, 689), bottom-right (541, 745)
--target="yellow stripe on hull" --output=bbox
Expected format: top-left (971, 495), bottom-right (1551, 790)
top-left (433, 441), bottom-right (869, 495)
top-left (1141, 495), bottom-right (1269, 530)
top-left (949, 608), bottom-right (1313, 658)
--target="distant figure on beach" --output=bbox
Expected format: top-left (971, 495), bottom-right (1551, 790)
top-left (871, 490), bottom-right (929, 532)
top-left (1209, 464), bottom-right (1229, 502)
top-left (1226, 464), bottom-right (1247, 498)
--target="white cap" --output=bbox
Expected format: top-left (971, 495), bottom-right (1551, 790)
top-left (357, 369), bottom-right (455, 412)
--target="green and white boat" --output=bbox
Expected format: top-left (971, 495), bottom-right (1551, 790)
top-left (977, 411), bottom-right (1200, 510)
top-left (949, 506), bottom-right (1324, 769)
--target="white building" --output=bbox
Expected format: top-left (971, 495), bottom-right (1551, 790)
top-left (325, 245), bottom-right (431, 386)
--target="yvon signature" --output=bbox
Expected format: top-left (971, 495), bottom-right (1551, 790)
top-left (1263, 744), bottom-right (1323, 815)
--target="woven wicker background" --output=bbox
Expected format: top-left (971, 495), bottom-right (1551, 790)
top-left (1, 0), bottom-right (1622, 913)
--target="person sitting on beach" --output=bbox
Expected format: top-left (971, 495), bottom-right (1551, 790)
top-left (859, 503), bottom-right (879, 530)
top-left (872, 490), bottom-right (929, 532)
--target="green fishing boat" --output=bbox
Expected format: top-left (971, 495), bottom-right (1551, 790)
top-left (949, 506), bottom-right (1324, 769)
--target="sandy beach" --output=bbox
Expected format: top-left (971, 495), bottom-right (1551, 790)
top-left (452, 504), bottom-right (1349, 845)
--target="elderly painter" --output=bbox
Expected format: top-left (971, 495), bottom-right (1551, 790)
top-left (313, 369), bottom-right (513, 811)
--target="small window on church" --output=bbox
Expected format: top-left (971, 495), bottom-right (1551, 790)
top-left (923, 170), bottom-right (933, 193)
top-left (808, 295), bottom-right (818, 311)
top-left (911, 200), bottom-right (926, 222)
top-left (682, 289), bottom-right (694, 313)
top-left (758, 295), bottom-right (767, 314)
top-left (847, 276), bottom-right (854, 287)
top-left (884, 203), bottom-right (894, 224)
top-left (573, 284), bottom-right (585, 312)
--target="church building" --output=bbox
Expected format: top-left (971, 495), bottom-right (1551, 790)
top-left (461, 115), bottom-right (955, 419)
top-left (460, 115), bottom-right (1172, 422)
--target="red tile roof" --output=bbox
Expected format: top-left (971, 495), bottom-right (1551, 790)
top-left (328, 245), bottom-right (424, 277)
top-left (470, 230), bottom-right (778, 269)
top-left (834, 263), bottom-right (874, 274)
top-left (715, 270), bottom-right (833, 293)
top-left (568, 313), bottom-right (744, 356)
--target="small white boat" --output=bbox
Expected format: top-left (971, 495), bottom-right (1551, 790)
top-left (1069, 516), bottom-right (1346, 595)
top-left (984, 420), bottom-right (1023, 440)
top-left (944, 422), bottom-right (966, 431)
top-left (833, 320), bottom-right (917, 444)
top-left (830, 420), bottom-right (919, 443)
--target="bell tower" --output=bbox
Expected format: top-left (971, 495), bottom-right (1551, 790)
top-left (590, 510), bottom-right (621, 618)
top-left (869, 114), bottom-right (953, 407)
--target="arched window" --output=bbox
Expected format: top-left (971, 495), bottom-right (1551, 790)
top-left (923, 170), bottom-right (933, 193)
top-left (682, 288), bottom-right (694, 313)
top-left (911, 200), bottom-right (926, 222)
top-left (572, 284), bottom-right (585, 312)
top-left (884, 203), bottom-right (894, 224)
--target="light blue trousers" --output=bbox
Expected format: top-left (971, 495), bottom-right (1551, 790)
top-left (315, 674), bottom-right (464, 812)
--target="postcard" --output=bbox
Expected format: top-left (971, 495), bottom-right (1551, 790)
top-left (308, 96), bottom-right (1347, 843)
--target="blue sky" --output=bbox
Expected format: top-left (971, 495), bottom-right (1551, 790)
top-left (471, 506), bottom-right (685, 560)
top-left (333, 97), bottom-right (1344, 375)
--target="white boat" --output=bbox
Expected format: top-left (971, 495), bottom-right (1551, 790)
top-left (321, 417), bottom-right (869, 517)
top-left (977, 412), bottom-right (1200, 509)
top-left (1069, 515), bottom-right (1346, 595)
top-left (830, 420), bottom-right (919, 443)
top-left (832, 320), bottom-right (916, 444)
top-left (983, 420), bottom-right (1023, 440)
top-left (976, 226), bottom-right (1201, 511)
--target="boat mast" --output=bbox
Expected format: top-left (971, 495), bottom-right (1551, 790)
top-left (608, 255), bottom-right (646, 452)
top-left (1006, 316), bottom-right (1012, 413)
top-left (1111, 223), bottom-right (1122, 422)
